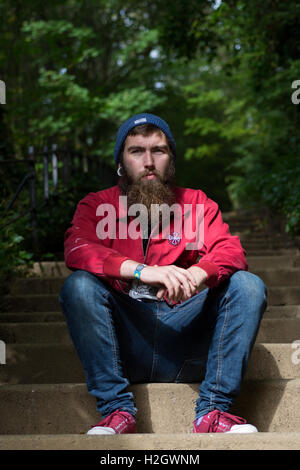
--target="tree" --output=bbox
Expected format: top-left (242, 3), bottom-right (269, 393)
top-left (0, 1), bottom-right (170, 156)
top-left (181, 0), bottom-right (300, 232)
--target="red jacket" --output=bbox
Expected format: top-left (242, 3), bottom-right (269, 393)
top-left (64, 185), bottom-right (248, 296)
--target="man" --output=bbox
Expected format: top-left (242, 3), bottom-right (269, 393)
top-left (59, 113), bottom-right (267, 435)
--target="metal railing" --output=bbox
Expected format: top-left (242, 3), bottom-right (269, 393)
top-left (0, 144), bottom-right (105, 252)
top-left (1, 150), bottom-right (37, 244)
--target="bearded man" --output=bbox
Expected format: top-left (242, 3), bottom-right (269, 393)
top-left (59, 113), bottom-right (267, 435)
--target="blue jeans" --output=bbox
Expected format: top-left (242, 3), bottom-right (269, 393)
top-left (59, 270), bottom-right (267, 419)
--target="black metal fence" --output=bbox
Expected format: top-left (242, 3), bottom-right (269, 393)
top-left (0, 144), bottom-right (109, 252)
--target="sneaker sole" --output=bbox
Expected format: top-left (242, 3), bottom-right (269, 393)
top-left (226, 424), bottom-right (258, 433)
top-left (87, 426), bottom-right (115, 435)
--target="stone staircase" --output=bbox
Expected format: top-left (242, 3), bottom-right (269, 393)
top-left (0, 211), bottom-right (300, 450)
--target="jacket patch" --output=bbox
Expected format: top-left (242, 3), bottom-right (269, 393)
top-left (168, 231), bottom-right (181, 246)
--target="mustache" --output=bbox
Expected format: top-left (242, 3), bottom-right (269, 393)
top-left (138, 169), bottom-right (163, 182)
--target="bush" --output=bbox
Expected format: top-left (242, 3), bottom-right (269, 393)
top-left (0, 213), bottom-right (34, 296)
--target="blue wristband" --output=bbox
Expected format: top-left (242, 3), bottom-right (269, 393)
top-left (134, 264), bottom-right (147, 279)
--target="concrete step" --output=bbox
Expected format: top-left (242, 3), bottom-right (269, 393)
top-left (237, 232), bottom-right (294, 240)
top-left (228, 222), bottom-right (265, 229)
top-left (264, 305), bottom-right (300, 318)
top-left (1, 317), bottom-right (299, 344)
top-left (255, 269), bottom-right (300, 286)
top-left (2, 286), bottom-right (300, 312)
top-left (0, 343), bottom-right (84, 384)
top-left (256, 318), bottom-right (300, 342)
top-left (1, 432), bottom-right (300, 450)
top-left (267, 287), bottom-right (300, 305)
top-left (0, 322), bottom-right (70, 344)
top-left (23, 255), bottom-right (300, 278)
top-left (223, 211), bottom-right (264, 220)
top-left (1, 294), bottom-right (61, 312)
top-left (0, 311), bottom-right (63, 323)
top-left (242, 244), bottom-right (297, 252)
top-left (9, 277), bottom-right (65, 295)
top-left (30, 262), bottom-right (72, 278)
top-left (245, 249), bottom-right (299, 256)
top-left (0, 343), bottom-right (299, 385)
top-left (1, 305), bottom-right (299, 324)
top-left (247, 255), bottom-right (300, 270)
top-left (6, 268), bottom-right (300, 296)
top-left (1, 214), bottom-right (298, 451)
top-left (0, 380), bottom-right (300, 435)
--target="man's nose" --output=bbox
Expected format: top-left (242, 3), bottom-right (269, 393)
top-left (143, 149), bottom-right (155, 167)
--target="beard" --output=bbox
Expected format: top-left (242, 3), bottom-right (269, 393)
top-left (119, 160), bottom-right (176, 207)
top-left (118, 160), bottom-right (176, 231)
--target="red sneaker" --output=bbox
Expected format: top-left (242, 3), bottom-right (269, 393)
top-left (193, 410), bottom-right (258, 433)
top-left (87, 409), bottom-right (136, 435)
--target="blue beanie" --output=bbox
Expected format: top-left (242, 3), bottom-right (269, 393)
top-left (114, 113), bottom-right (176, 164)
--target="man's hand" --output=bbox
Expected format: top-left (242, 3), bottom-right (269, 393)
top-left (187, 265), bottom-right (208, 290)
top-left (139, 264), bottom-right (197, 302)
top-left (120, 260), bottom-right (208, 303)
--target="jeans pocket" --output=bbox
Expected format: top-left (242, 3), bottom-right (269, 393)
top-left (174, 357), bottom-right (207, 383)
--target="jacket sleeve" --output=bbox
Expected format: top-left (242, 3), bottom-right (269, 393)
top-left (64, 192), bottom-right (131, 278)
top-left (192, 196), bottom-right (248, 288)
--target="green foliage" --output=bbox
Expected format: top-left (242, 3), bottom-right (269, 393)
top-left (0, 210), bottom-right (34, 293)
top-left (155, 0), bottom-right (220, 59)
top-left (1, 0), bottom-right (300, 279)
top-left (182, 0), bottom-right (300, 233)
top-left (0, 1), bottom-right (168, 152)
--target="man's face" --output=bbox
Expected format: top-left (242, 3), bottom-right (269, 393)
top-left (121, 131), bottom-right (171, 183)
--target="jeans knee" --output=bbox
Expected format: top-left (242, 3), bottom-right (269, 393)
top-left (230, 270), bottom-right (267, 307)
top-left (59, 269), bottom-right (101, 305)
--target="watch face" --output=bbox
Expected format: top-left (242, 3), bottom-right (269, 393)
top-left (136, 264), bottom-right (145, 272)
